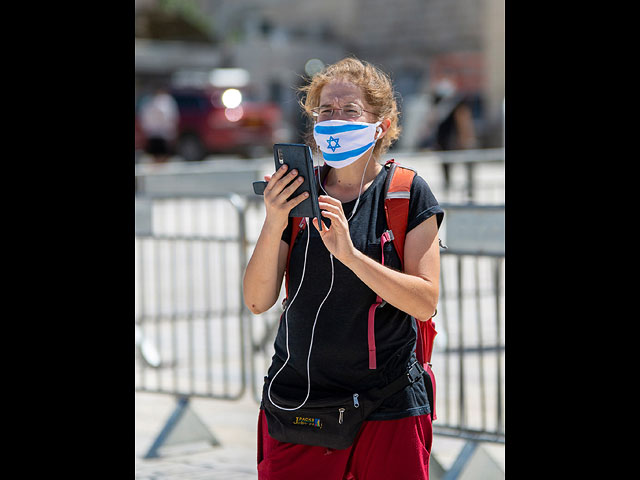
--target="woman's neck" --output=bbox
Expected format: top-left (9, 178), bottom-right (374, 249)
top-left (323, 150), bottom-right (382, 203)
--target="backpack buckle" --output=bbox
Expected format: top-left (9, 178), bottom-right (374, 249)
top-left (407, 361), bottom-right (423, 384)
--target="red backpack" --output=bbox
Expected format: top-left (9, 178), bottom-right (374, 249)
top-left (284, 159), bottom-right (437, 419)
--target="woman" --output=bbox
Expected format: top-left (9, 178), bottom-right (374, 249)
top-left (243, 57), bottom-right (444, 480)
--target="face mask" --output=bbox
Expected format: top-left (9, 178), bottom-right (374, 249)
top-left (313, 119), bottom-right (382, 168)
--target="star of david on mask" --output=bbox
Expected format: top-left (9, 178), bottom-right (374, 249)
top-left (313, 119), bottom-right (382, 168)
top-left (326, 136), bottom-right (341, 152)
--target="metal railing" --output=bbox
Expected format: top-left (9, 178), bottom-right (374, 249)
top-left (135, 150), bottom-right (505, 459)
top-left (434, 204), bottom-right (504, 443)
top-left (135, 196), bottom-right (504, 444)
top-left (134, 147), bottom-right (505, 205)
top-left (135, 195), bottom-right (251, 401)
top-left (399, 148), bottom-right (504, 203)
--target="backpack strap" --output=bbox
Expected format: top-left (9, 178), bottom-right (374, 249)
top-left (383, 159), bottom-right (416, 270)
top-left (367, 229), bottom-right (394, 369)
top-left (379, 159), bottom-right (438, 419)
top-left (367, 159), bottom-right (417, 369)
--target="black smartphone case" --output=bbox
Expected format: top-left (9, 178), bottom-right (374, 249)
top-left (273, 143), bottom-right (321, 227)
top-left (253, 181), bottom-right (267, 195)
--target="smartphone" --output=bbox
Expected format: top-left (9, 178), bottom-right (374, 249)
top-left (253, 143), bottom-right (322, 230)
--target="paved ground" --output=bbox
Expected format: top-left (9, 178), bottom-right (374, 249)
top-left (135, 391), bottom-right (504, 479)
top-left (136, 392), bottom-right (258, 479)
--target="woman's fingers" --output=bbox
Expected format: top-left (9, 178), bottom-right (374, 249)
top-left (268, 168), bottom-right (302, 198)
top-left (263, 165), bottom-right (288, 193)
top-left (312, 217), bottom-right (328, 232)
top-left (285, 191), bottom-right (309, 210)
top-left (320, 210), bottom-right (340, 219)
top-left (281, 175), bottom-right (304, 199)
top-left (318, 195), bottom-right (344, 214)
top-left (318, 201), bottom-right (342, 214)
top-left (261, 166), bottom-right (307, 232)
top-left (320, 210), bottom-right (345, 231)
top-left (318, 197), bottom-right (346, 229)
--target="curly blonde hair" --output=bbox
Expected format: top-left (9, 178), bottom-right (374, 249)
top-left (298, 57), bottom-right (401, 160)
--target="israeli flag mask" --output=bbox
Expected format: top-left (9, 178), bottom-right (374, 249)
top-left (313, 120), bottom-right (382, 168)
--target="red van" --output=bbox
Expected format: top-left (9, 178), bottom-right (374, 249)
top-left (136, 73), bottom-right (286, 161)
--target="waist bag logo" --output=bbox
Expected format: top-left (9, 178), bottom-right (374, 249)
top-left (293, 417), bottom-right (323, 429)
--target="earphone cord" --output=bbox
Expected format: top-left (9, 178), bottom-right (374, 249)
top-left (318, 137), bottom-right (378, 222)
top-left (267, 219), bottom-right (335, 411)
top-left (267, 136), bottom-right (378, 411)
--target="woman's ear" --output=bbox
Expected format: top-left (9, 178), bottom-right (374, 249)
top-left (376, 118), bottom-right (392, 139)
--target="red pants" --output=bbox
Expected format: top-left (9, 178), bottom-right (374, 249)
top-left (257, 409), bottom-right (432, 480)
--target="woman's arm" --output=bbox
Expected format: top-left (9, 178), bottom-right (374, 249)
top-left (243, 165), bottom-right (308, 315)
top-left (243, 234), bottom-right (290, 315)
top-left (313, 196), bottom-right (440, 320)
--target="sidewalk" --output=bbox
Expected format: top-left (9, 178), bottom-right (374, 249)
top-left (135, 391), bottom-right (259, 479)
top-left (135, 391), bottom-right (504, 479)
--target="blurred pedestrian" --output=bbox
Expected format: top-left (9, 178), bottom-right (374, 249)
top-left (139, 87), bottom-right (179, 163)
top-left (421, 78), bottom-right (478, 191)
top-left (244, 57), bottom-right (443, 479)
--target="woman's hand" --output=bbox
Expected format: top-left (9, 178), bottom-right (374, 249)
top-left (312, 195), bottom-right (357, 264)
top-left (263, 164), bottom-right (308, 233)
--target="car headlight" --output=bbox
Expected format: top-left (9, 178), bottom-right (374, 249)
top-left (221, 88), bottom-right (242, 109)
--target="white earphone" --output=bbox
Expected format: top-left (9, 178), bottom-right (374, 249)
top-left (268, 125), bottom-right (382, 412)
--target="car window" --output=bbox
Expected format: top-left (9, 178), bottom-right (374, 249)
top-left (172, 93), bottom-right (207, 112)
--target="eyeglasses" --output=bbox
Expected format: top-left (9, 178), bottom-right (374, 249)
top-left (311, 103), bottom-right (377, 121)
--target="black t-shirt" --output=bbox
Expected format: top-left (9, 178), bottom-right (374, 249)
top-left (263, 162), bottom-right (444, 420)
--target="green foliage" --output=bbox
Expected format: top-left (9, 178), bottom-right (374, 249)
top-left (136, 0), bottom-right (215, 43)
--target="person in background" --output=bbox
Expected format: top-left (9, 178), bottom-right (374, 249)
top-left (139, 87), bottom-right (179, 163)
top-left (421, 78), bottom-right (478, 191)
top-left (243, 57), bottom-right (444, 480)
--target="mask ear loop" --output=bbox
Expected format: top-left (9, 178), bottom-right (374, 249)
top-left (345, 122), bottom-right (382, 221)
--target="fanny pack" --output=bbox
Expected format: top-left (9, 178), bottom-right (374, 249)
top-left (262, 361), bottom-right (428, 450)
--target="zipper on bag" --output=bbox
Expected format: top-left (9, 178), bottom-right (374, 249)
top-left (353, 394), bottom-right (360, 408)
top-left (338, 408), bottom-right (345, 424)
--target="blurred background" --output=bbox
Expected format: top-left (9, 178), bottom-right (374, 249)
top-left (134, 0), bottom-right (504, 164)
top-left (135, 1), bottom-right (504, 479)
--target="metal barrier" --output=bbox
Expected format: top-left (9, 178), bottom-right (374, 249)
top-left (135, 194), bottom-right (253, 457)
top-left (399, 148), bottom-right (504, 203)
top-left (134, 147), bottom-right (505, 203)
top-left (434, 204), bottom-right (505, 445)
top-left (135, 195), bottom-right (250, 401)
top-left (135, 156), bottom-right (505, 466)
